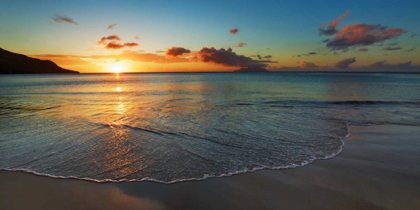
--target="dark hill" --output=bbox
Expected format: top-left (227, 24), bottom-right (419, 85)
top-left (0, 48), bottom-right (79, 74)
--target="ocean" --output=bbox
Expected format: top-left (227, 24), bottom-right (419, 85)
top-left (0, 72), bottom-right (419, 183)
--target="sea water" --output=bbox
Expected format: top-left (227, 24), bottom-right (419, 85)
top-left (0, 72), bottom-right (419, 183)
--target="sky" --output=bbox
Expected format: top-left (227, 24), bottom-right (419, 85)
top-left (0, 0), bottom-right (419, 73)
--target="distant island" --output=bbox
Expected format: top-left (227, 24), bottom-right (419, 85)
top-left (233, 67), bottom-right (269, 72)
top-left (0, 48), bottom-right (79, 74)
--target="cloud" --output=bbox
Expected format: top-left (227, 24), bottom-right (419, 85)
top-left (134, 36), bottom-right (142, 40)
top-left (382, 47), bottom-right (402, 51)
top-left (358, 48), bottom-right (368, 52)
top-left (50, 15), bottom-right (78, 25)
top-left (238, 43), bottom-right (246, 47)
top-left (97, 35), bottom-right (121, 45)
top-left (326, 23), bottom-right (406, 50)
top-left (305, 52), bottom-right (317, 56)
top-left (191, 47), bottom-right (271, 68)
top-left (335, 57), bottom-right (356, 68)
top-left (97, 35), bottom-right (138, 50)
top-left (105, 42), bottom-right (139, 50)
top-left (319, 10), bottom-right (351, 36)
top-left (322, 38), bottom-right (331, 43)
top-left (300, 61), bottom-right (318, 68)
top-left (263, 55), bottom-right (272, 59)
top-left (368, 60), bottom-right (412, 69)
top-left (166, 47), bottom-right (191, 57)
top-left (411, 34), bottom-right (417, 38)
top-left (387, 42), bottom-right (398, 46)
top-left (107, 23), bottom-right (117, 29)
top-left (405, 47), bottom-right (415, 52)
top-left (230, 27), bottom-right (239, 34)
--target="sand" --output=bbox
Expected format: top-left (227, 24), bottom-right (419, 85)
top-left (1, 125), bottom-right (419, 210)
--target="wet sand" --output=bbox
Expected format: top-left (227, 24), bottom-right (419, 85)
top-left (1, 125), bottom-right (419, 210)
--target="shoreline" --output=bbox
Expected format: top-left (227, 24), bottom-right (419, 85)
top-left (1, 125), bottom-right (420, 209)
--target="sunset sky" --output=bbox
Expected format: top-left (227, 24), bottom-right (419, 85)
top-left (1, 0), bottom-right (419, 73)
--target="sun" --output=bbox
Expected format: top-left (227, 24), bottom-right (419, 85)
top-left (109, 62), bottom-right (124, 73)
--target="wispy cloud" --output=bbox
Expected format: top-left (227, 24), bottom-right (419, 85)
top-left (405, 47), bottom-right (415, 52)
top-left (335, 57), bottom-right (356, 68)
top-left (238, 43), bottom-right (246, 47)
top-left (50, 15), bottom-right (78, 25)
top-left (387, 42), bottom-right (399, 46)
top-left (97, 35), bottom-right (121, 45)
top-left (107, 23), bottom-right (117, 29)
top-left (97, 34), bottom-right (138, 50)
top-left (358, 48), bottom-right (369, 52)
top-left (300, 61), bottom-right (318, 68)
top-left (368, 60), bottom-right (412, 68)
top-left (383, 47), bottom-right (402, 51)
top-left (319, 10), bottom-right (350, 36)
top-left (230, 27), bottom-right (239, 34)
top-left (105, 42), bottom-right (139, 50)
top-left (325, 23), bottom-right (405, 50)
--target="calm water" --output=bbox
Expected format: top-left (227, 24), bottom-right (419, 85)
top-left (1, 73), bottom-right (419, 183)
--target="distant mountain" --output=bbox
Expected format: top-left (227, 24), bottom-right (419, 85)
top-left (0, 48), bottom-right (79, 74)
top-left (233, 67), bottom-right (269, 72)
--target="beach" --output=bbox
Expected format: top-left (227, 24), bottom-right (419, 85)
top-left (1, 124), bottom-right (419, 210)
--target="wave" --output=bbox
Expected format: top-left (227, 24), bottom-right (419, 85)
top-left (0, 122), bottom-right (354, 184)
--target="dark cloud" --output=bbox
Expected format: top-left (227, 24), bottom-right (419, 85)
top-left (257, 55), bottom-right (262, 60)
top-left (166, 47), bottom-right (191, 57)
top-left (263, 55), bottom-right (272, 59)
top-left (51, 15), bottom-right (78, 25)
top-left (358, 48), bottom-right (369, 52)
top-left (322, 38), bottom-right (331, 43)
top-left (295, 52), bottom-right (317, 57)
top-left (238, 43), bottom-right (246, 47)
top-left (305, 52), bottom-right (317, 56)
top-left (105, 42), bottom-right (139, 50)
top-left (107, 23), bottom-right (116, 29)
top-left (191, 47), bottom-right (270, 68)
top-left (319, 10), bottom-right (350, 36)
top-left (300, 61), bottom-right (318, 68)
top-left (411, 34), bottom-right (417, 38)
top-left (97, 35), bottom-right (121, 45)
top-left (230, 27), bottom-right (239, 34)
top-left (326, 23), bottom-right (406, 50)
top-left (368, 60), bottom-right (412, 69)
top-left (382, 47), bottom-right (402, 51)
top-left (405, 47), bottom-right (415, 52)
top-left (335, 57), bottom-right (356, 68)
